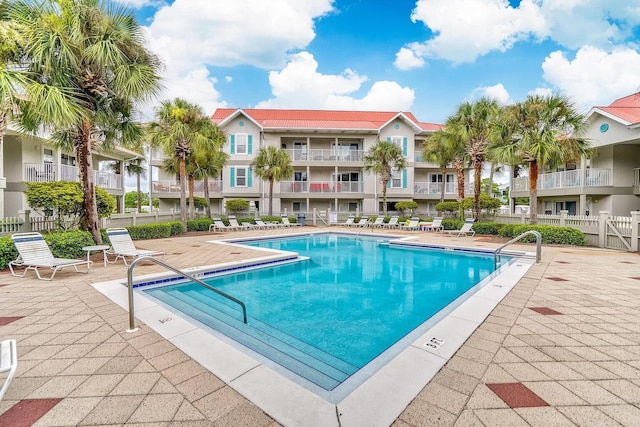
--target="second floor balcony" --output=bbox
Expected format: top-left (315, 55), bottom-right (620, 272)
top-left (513, 168), bottom-right (612, 192)
top-left (24, 163), bottom-right (122, 190)
top-left (286, 149), bottom-right (364, 162)
top-left (282, 180), bottom-right (363, 193)
top-left (151, 179), bottom-right (222, 194)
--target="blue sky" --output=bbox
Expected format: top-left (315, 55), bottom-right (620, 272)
top-left (125, 0), bottom-right (640, 125)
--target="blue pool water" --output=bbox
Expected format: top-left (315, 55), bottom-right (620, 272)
top-left (144, 233), bottom-right (502, 391)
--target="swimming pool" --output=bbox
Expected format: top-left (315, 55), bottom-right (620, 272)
top-left (142, 233), bottom-right (507, 393)
top-left (92, 231), bottom-right (535, 426)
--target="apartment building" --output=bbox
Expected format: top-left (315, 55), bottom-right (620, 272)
top-left (510, 92), bottom-right (640, 216)
top-left (1, 127), bottom-right (139, 217)
top-left (149, 109), bottom-right (472, 216)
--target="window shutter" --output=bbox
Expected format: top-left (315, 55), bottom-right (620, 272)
top-left (247, 168), bottom-right (253, 187)
top-left (386, 137), bottom-right (391, 143)
top-left (230, 167), bottom-right (235, 187)
top-left (402, 169), bottom-right (407, 188)
top-left (403, 137), bottom-right (408, 156)
top-left (248, 135), bottom-right (253, 154)
top-left (386, 179), bottom-right (391, 188)
top-left (230, 134), bottom-right (236, 154)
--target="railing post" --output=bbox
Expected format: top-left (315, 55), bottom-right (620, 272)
top-left (132, 210), bottom-right (137, 226)
top-left (560, 210), bottom-right (568, 226)
top-left (19, 210), bottom-right (31, 233)
top-left (312, 208), bottom-right (317, 226)
top-left (631, 211), bottom-right (640, 252)
top-left (598, 211), bottom-right (609, 248)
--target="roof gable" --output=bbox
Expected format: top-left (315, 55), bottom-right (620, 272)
top-left (211, 108), bottom-right (439, 132)
top-left (590, 92), bottom-right (640, 126)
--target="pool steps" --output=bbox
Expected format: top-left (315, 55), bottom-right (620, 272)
top-left (146, 285), bottom-right (359, 390)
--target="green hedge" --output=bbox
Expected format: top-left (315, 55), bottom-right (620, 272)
top-left (124, 223), bottom-right (172, 240)
top-left (511, 224), bottom-right (585, 246)
top-left (187, 218), bottom-right (213, 232)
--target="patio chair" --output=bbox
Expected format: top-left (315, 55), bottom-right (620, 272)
top-left (209, 218), bottom-right (236, 232)
top-left (341, 215), bottom-right (356, 226)
top-left (255, 218), bottom-right (280, 229)
top-left (367, 217), bottom-right (385, 228)
top-left (382, 216), bottom-right (400, 229)
top-left (0, 339), bottom-right (17, 401)
top-left (423, 217), bottom-right (444, 232)
top-left (281, 215), bottom-right (300, 227)
top-left (399, 217), bottom-right (421, 231)
top-left (446, 219), bottom-right (476, 237)
top-left (9, 232), bottom-right (93, 280)
top-left (105, 228), bottom-right (165, 266)
top-left (228, 216), bottom-right (252, 230)
top-left (352, 217), bottom-right (369, 227)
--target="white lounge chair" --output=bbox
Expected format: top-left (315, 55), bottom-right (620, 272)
top-left (0, 339), bottom-right (17, 401)
top-left (341, 216), bottom-right (356, 226)
top-left (424, 217), bottom-right (444, 232)
top-left (209, 218), bottom-right (235, 232)
top-left (446, 219), bottom-right (476, 237)
top-left (399, 217), bottom-right (421, 231)
top-left (228, 216), bottom-right (252, 230)
top-left (255, 218), bottom-right (279, 229)
top-left (105, 228), bottom-right (165, 265)
top-left (281, 215), bottom-right (300, 227)
top-left (352, 217), bottom-right (369, 227)
top-left (9, 232), bottom-right (92, 280)
top-left (382, 216), bottom-right (399, 229)
top-left (367, 217), bottom-right (385, 228)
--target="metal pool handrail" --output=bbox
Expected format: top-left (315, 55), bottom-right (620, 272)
top-left (126, 256), bottom-right (247, 332)
top-left (494, 230), bottom-right (542, 268)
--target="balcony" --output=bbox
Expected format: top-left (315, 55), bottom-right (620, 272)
top-left (414, 181), bottom-right (457, 195)
top-left (513, 168), bottom-right (612, 192)
top-left (286, 149), bottom-right (364, 162)
top-left (24, 163), bottom-right (122, 190)
top-left (151, 180), bottom-right (222, 194)
top-left (282, 180), bottom-right (363, 193)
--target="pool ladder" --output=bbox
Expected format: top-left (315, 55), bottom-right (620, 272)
top-left (494, 230), bottom-right (542, 269)
top-left (125, 256), bottom-right (247, 333)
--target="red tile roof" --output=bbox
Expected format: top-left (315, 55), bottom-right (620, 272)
top-left (211, 108), bottom-right (441, 132)
top-left (594, 92), bottom-right (640, 125)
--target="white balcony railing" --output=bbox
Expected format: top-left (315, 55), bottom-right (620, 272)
top-left (513, 168), bottom-right (612, 191)
top-left (151, 180), bottom-right (222, 193)
top-left (414, 181), bottom-right (457, 195)
top-left (282, 180), bottom-right (363, 193)
top-left (24, 163), bottom-right (121, 189)
top-left (286, 149), bottom-right (364, 162)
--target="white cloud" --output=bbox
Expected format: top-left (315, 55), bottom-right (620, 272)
top-left (528, 87), bottom-right (554, 98)
top-left (541, 45), bottom-right (640, 110)
top-left (224, 76), bottom-right (233, 83)
top-left (472, 83), bottom-right (511, 105)
top-left (256, 52), bottom-right (415, 111)
top-left (397, 0), bottom-right (640, 65)
top-left (119, 0), bottom-right (157, 8)
top-left (394, 47), bottom-right (425, 70)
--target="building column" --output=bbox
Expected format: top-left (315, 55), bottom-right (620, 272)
top-left (579, 193), bottom-right (587, 215)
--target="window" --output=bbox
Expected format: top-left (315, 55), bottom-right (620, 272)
top-left (391, 170), bottom-right (402, 188)
top-left (294, 172), bottom-right (307, 181)
top-left (390, 136), bottom-right (402, 149)
top-left (61, 154), bottom-right (76, 166)
top-left (293, 202), bottom-right (301, 212)
top-left (235, 134), bottom-right (248, 154)
top-left (236, 168), bottom-right (247, 186)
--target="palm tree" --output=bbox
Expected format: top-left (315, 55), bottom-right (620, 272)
top-left (148, 98), bottom-right (220, 232)
top-left (363, 140), bottom-right (406, 216)
top-left (490, 94), bottom-right (591, 223)
top-left (252, 146), bottom-right (293, 216)
top-left (422, 130), bottom-right (464, 203)
top-left (446, 98), bottom-right (500, 221)
top-left (192, 147), bottom-right (228, 219)
top-left (7, 0), bottom-right (162, 244)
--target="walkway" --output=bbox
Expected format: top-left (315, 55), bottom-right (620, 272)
top-left (0, 227), bottom-right (638, 426)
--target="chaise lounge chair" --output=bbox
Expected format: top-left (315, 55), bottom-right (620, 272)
top-left (209, 218), bottom-right (235, 232)
top-left (281, 215), bottom-right (300, 227)
top-left (228, 215), bottom-right (252, 231)
top-left (9, 232), bottom-right (93, 280)
top-left (367, 217), bottom-right (385, 228)
top-left (352, 217), bottom-right (369, 227)
top-left (382, 216), bottom-right (399, 229)
top-left (423, 217), bottom-right (444, 232)
top-left (446, 219), bottom-right (476, 237)
top-left (399, 217), bottom-right (421, 231)
top-left (0, 338), bottom-right (17, 401)
top-left (341, 215), bottom-right (356, 226)
top-left (106, 228), bottom-right (165, 265)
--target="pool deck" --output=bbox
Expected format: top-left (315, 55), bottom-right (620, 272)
top-left (0, 226), bottom-right (639, 426)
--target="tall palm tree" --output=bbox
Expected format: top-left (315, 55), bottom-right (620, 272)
top-left (251, 146), bottom-right (293, 216)
top-left (490, 94), bottom-right (591, 223)
top-left (192, 147), bottom-right (228, 219)
top-left (422, 130), bottom-right (462, 203)
top-left (363, 140), bottom-right (406, 216)
top-left (446, 98), bottom-right (500, 221)
top-left (7, 0), bottom-right (162, 244)
top-left (148, 98), bottom-right (220, 231)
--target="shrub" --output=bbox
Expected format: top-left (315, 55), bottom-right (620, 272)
top-left (512, 225), bottom-right (585, 246)
top-left (0, 236), bottom-right (19, 271)
top-left (226, 198), bottom-right (249, 214)
top-left (498, 224), bottom-right (518, 238)
top-left (125, 223), bottom-right (172, 240)
top-left (395, 200), bottom-right (418, 216)
top-left (44, 231), bottom-right (95, 259)
top-left (461, 193), bottom-right (503, 212)
top-left (470, 222), bottom-right (504, 235)
top-left (442, 218), bottom-right (463, 230)
top-left (187, 218), bottom-right (213, 232)
top-left (435, 201), bottom-right (459, 215)
top-left (168, 221), bottom-right (183, 236)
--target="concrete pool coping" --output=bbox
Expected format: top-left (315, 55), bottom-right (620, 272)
top-left (91, 235), bottom-right (536, 427)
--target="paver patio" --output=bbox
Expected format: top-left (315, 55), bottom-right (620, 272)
top-left (0, 226), bottom-right (638, 426)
